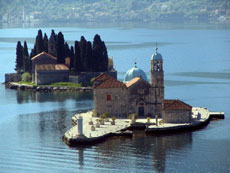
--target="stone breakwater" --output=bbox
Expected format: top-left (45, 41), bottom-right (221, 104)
top-left (63, 108), bottom-right (224, 146)
top-left (5, 82), bottom-right (92, 92)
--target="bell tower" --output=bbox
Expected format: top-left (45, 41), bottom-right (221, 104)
top-left (150, 45), bottom-right (164, 117)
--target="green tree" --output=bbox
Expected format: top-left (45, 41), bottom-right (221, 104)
top-left (23, 41), bottom-right (31, 73)
top-left (74, 41), bottom-right (81, 72)
top-left (85, 41), bottom-right (93, 71)
top-left (64, 42), bottom-right (70, 58)
top-left (93, 34), bottom-right (108, 72)
top-left (35, 29), bottom-right (44, 54)
top-left (56, 32), bottom-right (65, 63)
top-left (48, 30), bottom-right (57, 57)
top-left (15, 41), bottom-right (23, 73)
top-left (43, 33), bottom-right (48, 53)
top-left (79, 36), bottom-right (87, 72)
top-left (69, 45), bottom-right (74, 69)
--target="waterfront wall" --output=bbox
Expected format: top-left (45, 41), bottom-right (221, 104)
top-left (5, 73), bottom-right (21, 83)
top-left (162, 110), bottom-right (191, 124)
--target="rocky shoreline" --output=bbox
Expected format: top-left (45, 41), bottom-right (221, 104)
top-left (5, 82), bottom-right (93, 92)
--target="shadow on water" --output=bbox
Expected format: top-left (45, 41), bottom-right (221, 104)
top-left (16, 90), bottom-right (93, 104)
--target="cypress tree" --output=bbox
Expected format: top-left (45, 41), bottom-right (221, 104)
top-left (74, 41), bottom-right (81, 72)
top-left (85, 41), bottom-right (93, 71)
top-left (79, 36), bottom-right (87, 72)
top-left (92, 34), bottom-right (108, 72)
top-left (15, 41), bottom-right (23, 73)
top-left (101, 41), bottom-right (108, 71)
top-left (64, 42), bottom-right (70, 58)
top-left (43, 33), bottom-right (48, 53)
top-left (23, 41), bottom-right (31, 73)
top-left (69, 46), bottom-right (74, 69)
top-left (35, 29), bottom-right (44, 54)
top-left (56, 32), bottom-right (65, 63)
top-left (48, 30), bottom-right (57, 57)
top-left (93, 34), bottom-right (102, 71)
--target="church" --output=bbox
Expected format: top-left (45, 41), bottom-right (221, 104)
top-left (93, 48), bottom-right (192, 123)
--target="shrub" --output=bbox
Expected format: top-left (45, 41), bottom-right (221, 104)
top-left (21, 72), bottom-right (31, 82)
top-left (111, 116), bottom-right (116, 125)
top-left (147, 117), bottom-right (150, 123)
top-left (104, 112), bottom-right (110, 118)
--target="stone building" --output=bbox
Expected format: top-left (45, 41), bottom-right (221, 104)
top-left (93, 48), bottom-right (164, 118)
top-left (31, 51), bottom-right (69, 85)
top-left (162, 100), bottom-right (192, 123)
top-left (35, 64), bottom-right (69, 85)
top-left (31, 51), bottom-right (57, 81)
top-left (93, 48), bottom-right (192, 123)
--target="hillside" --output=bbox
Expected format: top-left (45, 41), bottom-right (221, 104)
top-left (1, 0), bottom-right (230, 24)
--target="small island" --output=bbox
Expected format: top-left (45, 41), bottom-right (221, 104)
top-left (63, 47), bottom-right (224, 146)
top-left (5, 29), bottom-right (116, 92)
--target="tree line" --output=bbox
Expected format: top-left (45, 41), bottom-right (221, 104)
top-left (15, 29), bottom-right (108, 73)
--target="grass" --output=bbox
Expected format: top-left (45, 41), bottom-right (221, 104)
top-left (17, 81), bottom-right (37, 86)
top-left (47, 82), bottom-right (82, 88)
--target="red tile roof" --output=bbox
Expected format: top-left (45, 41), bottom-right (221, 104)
top-left (35, 64), bottom-right (69, 71)
top-left (94, 73), bottom-right (111, 81)
top-left (94, 73), bottom-right (126, 89)
top-left (31, 51), bottom-right (57, 61)
top-left (163, 99), bottom-right (192, 111)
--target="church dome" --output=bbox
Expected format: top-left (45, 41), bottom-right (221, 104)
top-left (124, 63), bottom-right (147, 82)
top-left (151, 47), bottom-right (163, 61)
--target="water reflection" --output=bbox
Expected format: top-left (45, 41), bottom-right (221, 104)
top-left (76, 131), bottom-right (193, 172)
top-left (16, 90), bottom-right (93, 104)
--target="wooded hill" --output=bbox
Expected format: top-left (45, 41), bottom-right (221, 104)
top-left (1, 0), bottom-right (229, 23)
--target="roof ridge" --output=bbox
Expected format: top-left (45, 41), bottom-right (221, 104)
top-left (94, 75), bottom-right (126, 89)
top-left (164, 99), bottom-right (192, 110)
top-left (31, 51), bottom-right (57, 61)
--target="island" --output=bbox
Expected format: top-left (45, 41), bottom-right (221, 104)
top-left (63, 47), bottom-right (224, 146)
top-left (5, 29), bottom-right (117, 91)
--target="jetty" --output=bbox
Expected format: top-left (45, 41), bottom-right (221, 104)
top-left (63, 107), bottom-right (224, 146)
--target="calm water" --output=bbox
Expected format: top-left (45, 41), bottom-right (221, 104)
top-left (0, 23), bottom-right (230, 172)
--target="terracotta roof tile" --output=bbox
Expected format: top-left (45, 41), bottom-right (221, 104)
top-left (94, 73), bottom-right (126, 89)
top-left (35, 64), bottom-right (69, 71)
top-left (163, 99), bottom-right (192, 110)
top-left (31, 51), bottom-right (57, 61)
top-left (94, 73), bottom-right (111, 81)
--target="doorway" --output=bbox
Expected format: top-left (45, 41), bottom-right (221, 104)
top-left (138, 106), bottom-right (145, 117)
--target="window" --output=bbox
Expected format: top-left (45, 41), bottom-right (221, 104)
top-left (106, 94), bottom-right (112, 101)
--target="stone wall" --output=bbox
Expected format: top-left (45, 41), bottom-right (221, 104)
top-left (35, 71), bottom-right (69, 85)
top-left (69, 71), bottom-right (117, 85)
top-left (162, 110), bottom-right (191, 124)
top-left (94, 87), bottom-right (128, 117)
top-left (5, 73), bottom-right (21, 83)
